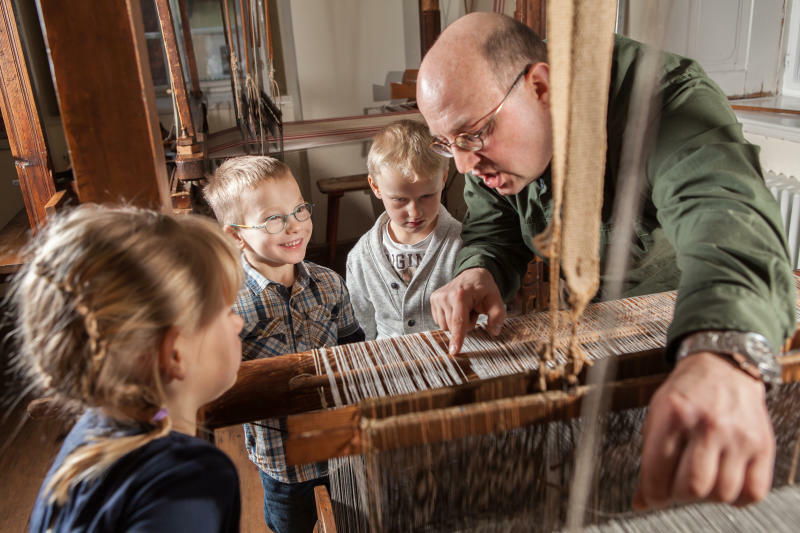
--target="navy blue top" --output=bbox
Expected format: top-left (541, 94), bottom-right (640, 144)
top-left (30, 410), bottom-right (240, 532)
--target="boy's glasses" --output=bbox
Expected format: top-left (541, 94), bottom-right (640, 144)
top-left (230, 203), bottom-right (313, 234)
top-left (429, 65), bottom-right (531, 158)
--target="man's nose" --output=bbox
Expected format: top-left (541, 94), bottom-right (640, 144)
top-left (452, 147), bottom-right (480, 175)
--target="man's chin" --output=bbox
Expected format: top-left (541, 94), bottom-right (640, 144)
top-left (479, 173), bottom-right (525, 196)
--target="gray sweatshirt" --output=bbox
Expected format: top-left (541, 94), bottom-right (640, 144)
top-left (346, 204), bottom-right (462, 339)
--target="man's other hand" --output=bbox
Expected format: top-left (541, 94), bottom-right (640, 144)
top-left (429, 267), bottom-right (505, 355)
top-left (634, 352), bottom-right (774, 510)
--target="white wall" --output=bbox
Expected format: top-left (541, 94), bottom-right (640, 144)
top-left (784, 0), bottom-right (800, 97)
top-left (283, 1), bottom-right (420, 244)
top-left (626, 0), bottom-right (786, 98)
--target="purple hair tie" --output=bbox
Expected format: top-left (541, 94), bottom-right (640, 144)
top-left (152, 408), bottom-right (168, 423)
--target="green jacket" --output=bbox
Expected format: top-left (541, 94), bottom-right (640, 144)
top-left (455, 35), bottom-right (795, 354)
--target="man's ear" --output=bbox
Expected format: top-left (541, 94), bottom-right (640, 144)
top-left (526, 62), bottom-right (550, 104)
top-left (367, 175), bottom-right (382, 199)
top-left (158, 326), bottom-right (186, 382)
top-left (223, 224), bottom-right (245, 250)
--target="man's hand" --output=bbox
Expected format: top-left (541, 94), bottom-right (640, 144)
top-left (634, 352), bottom-right (774, 510)
top-left (430, 268), bottom-right (506, 354)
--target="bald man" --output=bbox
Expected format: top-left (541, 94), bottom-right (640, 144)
top-left (418, 13), bottom-right (795, 510)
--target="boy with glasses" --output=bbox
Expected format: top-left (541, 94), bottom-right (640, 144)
top-left (205, 156), bottom-right (364, 533)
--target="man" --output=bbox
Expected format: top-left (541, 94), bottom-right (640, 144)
top-left (417, 12), bottom-right (795, 510)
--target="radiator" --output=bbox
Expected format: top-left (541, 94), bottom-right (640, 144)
top-left (765, 171), bottom-right (800, 269)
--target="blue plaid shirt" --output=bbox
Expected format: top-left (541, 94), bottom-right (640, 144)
top-left (234, 259), bottom-right (362, 483)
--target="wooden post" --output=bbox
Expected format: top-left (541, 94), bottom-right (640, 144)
top-left (419, 0), bottom-right (441, 59)
top-left (0, 0), bottom-right (57, 229)
top-left (37, 0), bottom-right (170, 210)
top-left (155, 0), bottom-right (195, 141)
top-left (514, 0), bottom-right (547, 39)
top-left (177, 0), bottom-right (202, 99)
top-left (155, 0), bottom-right (204, 181)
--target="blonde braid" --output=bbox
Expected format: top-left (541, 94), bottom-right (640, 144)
top-left (33, 262), bottom-right (108, 400)
top-left (11, 205), bottom-right (243, 507)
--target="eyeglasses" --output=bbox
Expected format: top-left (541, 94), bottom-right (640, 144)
top-left (429, 65), bottom-right (531, 158)
top-left (229, 203), bottom-right (313, 234)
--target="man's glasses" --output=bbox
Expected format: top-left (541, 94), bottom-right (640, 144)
top-left (229, 203), bottom-right (313, 234)
top-left (429, 65), bottom-right (531, 158)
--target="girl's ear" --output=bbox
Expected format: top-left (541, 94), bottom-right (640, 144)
top-left (223, 225), bottom-right (245, 250)
top-left (158, 326), bottom-right (186, 381)
top-left (367, 175), bottom-right (382, 199)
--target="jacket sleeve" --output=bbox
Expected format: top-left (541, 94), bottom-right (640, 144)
top-left (649, 69), bottom-right (795, 355)
top-left (455, 173), bottom-right (534, 302)
top-left (346, 250), bottom-right (378, 340)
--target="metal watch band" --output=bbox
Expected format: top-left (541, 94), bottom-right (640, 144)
top-left (676, 330), bottom-right (782, 388)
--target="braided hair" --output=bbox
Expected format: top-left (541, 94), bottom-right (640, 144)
top-left (10, 204), bottom-right (242, 504)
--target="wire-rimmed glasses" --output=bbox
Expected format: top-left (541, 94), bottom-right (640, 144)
top-left (229, 203), bottom-right (313, 234)
top-left (429, 65), bottom-right (531, 158)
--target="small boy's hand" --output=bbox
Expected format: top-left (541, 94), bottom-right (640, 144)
top-left (430, 268), bottom-right (505, 355)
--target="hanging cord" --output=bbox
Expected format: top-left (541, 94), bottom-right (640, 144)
top-left (563, 1), bottom-right (672, 529)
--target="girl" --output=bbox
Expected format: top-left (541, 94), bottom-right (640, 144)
top-left (12, 205), bottom-right (244, 532)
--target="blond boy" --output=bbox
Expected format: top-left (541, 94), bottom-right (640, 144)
top-left (346, 120), bottom-right (462, 339)
top-left (205, 156), bottom-right (364, 533)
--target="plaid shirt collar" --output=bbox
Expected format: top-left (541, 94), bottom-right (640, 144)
top-left (241, 257), bottom-right (317, 294)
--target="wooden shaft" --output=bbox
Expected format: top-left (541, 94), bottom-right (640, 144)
top-left (515, 0), bottom-right (547, 38)
top-left (220, 0), bottom-right (241, 125)
top-left (239, 0), bottom-right (250, 75)
top-left (264, 0), bottom-right (274, 62)
top-left (155, 0), bottom-right (195, 139)
top-left (0, 0), bottom-right (57, 229)
top-left (419, 0), bottom-right (441, 59)
top-left (203, 350), bottom-right (329, 428)
top-left (177, 0), bottom-right (202, 98)
top-left (325, 192), bottom-right (341, 267)
top-left (37, 0), bottom-right (170, 210)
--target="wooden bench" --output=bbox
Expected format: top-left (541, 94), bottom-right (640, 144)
top-left (390, 69), bottom-right (418, 100)
top-left (316, 173), bottom-right (370, 267)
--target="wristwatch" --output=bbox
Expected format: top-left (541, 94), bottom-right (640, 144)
top-left (676, 330), bottom-right (782, 388)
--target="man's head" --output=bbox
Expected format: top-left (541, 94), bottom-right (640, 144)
top-left (367, 120), bottom-right (448, 244)
top-left (205, 156), bottom-right (312, 272)
top-left (418, 12), bottom-right (552, 196)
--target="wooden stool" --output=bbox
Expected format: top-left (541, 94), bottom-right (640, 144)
top-left (316, 173), bottom-right (370, 267)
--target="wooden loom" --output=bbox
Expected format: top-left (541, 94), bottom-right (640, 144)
top-left (202, 276), bottom-right (800, 460)
top-left (199, 280), bottom-right (800, 531)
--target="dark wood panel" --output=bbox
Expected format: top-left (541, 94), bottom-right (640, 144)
top-left (515, 0), bottom-right (547, 39)
top-left (37, 0), bottom-right (170, 210)
top-left (419, 0), bottom-right (441, 59)
top-left (0, 0), bottom-right (56, 229)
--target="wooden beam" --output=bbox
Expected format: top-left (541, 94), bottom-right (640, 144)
top-left (515, 0), bottom-right (547, 39)
top-left (0, 0), bottom-right (56, 229)
top-left (155, 0), bottom-right (195, 140)
top-left (177, 0), bottom-right (202, 98)
top-left (419, 0), bottom-right (441, 59)
top-left (37, 0), bottom-right (170, 210)
top-left (284, 349), bottom-right (800, 466)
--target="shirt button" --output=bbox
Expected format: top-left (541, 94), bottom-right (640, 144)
top-left (391, 282), bottom-right (399, 289)
top-left (407, 319), bottom-right (415, 327)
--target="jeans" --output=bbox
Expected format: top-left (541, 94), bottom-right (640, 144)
top-left (259, 469), bottom-right (329, 533)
